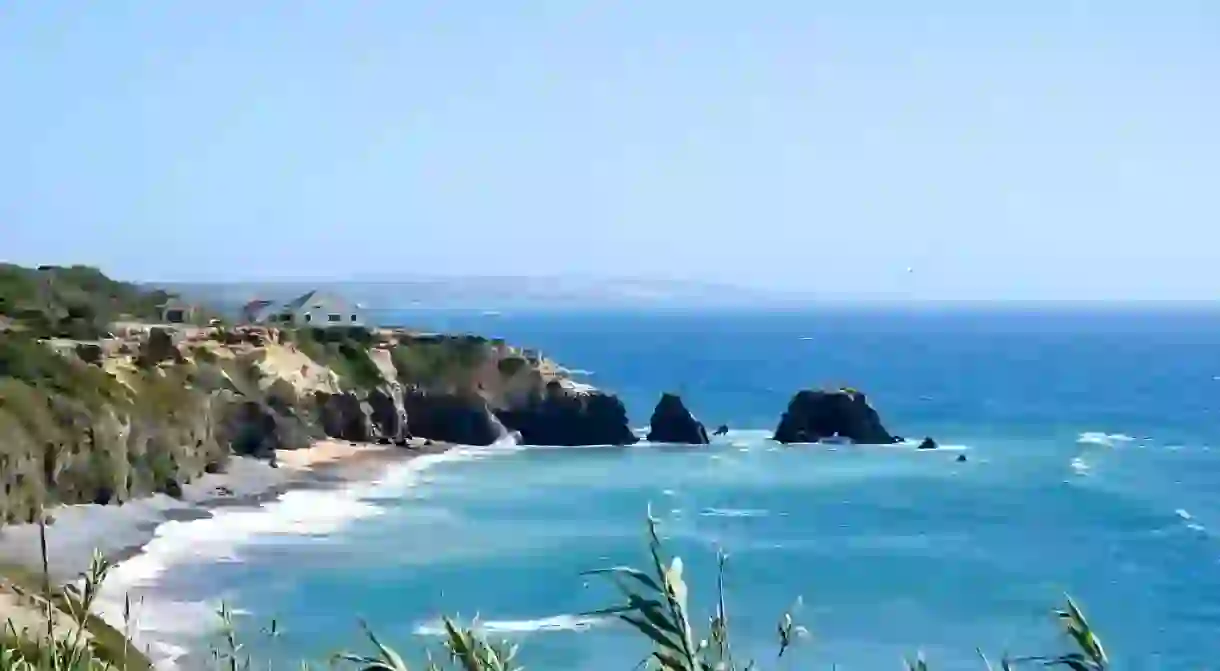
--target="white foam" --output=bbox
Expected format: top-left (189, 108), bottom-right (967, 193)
top-left (1071, 457), bottom-right (1090, 475)
top-left (1176, 509), bottom-right (1205, 532)
top-left (1077, 432), bottom-right (1135, 447)
top-left (414, 613), bottom-right (608, 636)
top-left (887, 440), bottom-right (970, 452)
top-left (700, 507), bottom-right (769, 518)
top-left (92, 447), bottom-right (503, 669)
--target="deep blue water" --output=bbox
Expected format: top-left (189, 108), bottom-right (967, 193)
top-left (111, 308), bottom-right (1220, 670)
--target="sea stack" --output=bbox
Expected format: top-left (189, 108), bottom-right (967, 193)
top-left (772, 388), bottom-right (896, 444)
top-left (646, 393), bottom-right (710, 444)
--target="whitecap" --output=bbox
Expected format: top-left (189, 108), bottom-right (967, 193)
top-left (94, 447), bottom-right (494, 669)
top-left (700, 507), bottom-right (769, 518)
top-left (1077, 432), bottom-right (1135, 447)
top-left (1070, 457), bottom-right (1090, 475)
top-left (414, 614), bottom-right (608, 636)
top-left (1176, 508), bottom-right (1193, 520)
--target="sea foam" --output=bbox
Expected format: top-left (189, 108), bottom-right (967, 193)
top-left (414, 613), bottom-right (609, 636)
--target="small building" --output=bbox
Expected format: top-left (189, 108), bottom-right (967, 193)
top-left (158, 298), bottom-right (195, 324)
top-left (252, 290), bottom-right (367, 328)
top-left (240, 299), bottom-right (278, 324)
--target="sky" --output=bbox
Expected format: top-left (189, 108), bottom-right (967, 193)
top-left (2, 1), bottom-right (1218, 301)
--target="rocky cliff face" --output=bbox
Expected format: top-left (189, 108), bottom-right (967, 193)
top-left (0, 335), bottom-right (236, 524)
top-left (1, 324), bottom-right (637, 523)
top-left (646, 393), bottom-right (709, 445)
top-left (497, 380), bottom-right (638, 446)
top-left (772, 388), bottom-right (897, 445)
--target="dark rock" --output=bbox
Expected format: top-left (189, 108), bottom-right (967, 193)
top-left (402, 389), bottom-right (508, 446)
top-left (221, 400), bottom-right (282, 458)
top-left (917, 437), bottom-right (938, 450)
top-left (773, 389), bottom-right (895, 445)
top-left (163, 478), bottom-right (183, 498)
top-left (646, 393), bottom-right (709, 444)
top-left (497, 381), bottom-right (637, 446)
top-left (317, 392), bottom-right (372, 442)
top-left (91, 487), bottom-right (114, 505)
top-left (713, 424), bottom-right (729, 436)
top-left (956, 454), bottom-right (967, 462)
top-left (137, 328), bottom-right (184, 367)
top-left (75, 343), bottom-right (104, 366)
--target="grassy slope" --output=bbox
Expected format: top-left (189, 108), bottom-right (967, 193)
top-left (0, 264), bottom-right (174, 340)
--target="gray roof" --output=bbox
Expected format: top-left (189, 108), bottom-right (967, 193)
top-left (281, 290), bottom-right (352, 312)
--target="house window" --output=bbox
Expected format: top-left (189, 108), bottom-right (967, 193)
top-left (350, 314), bottom-right (358, 322)
top-left (328, 314), bottom-right (341, 323)
top-left (304, 314), bottom-right (312, 323)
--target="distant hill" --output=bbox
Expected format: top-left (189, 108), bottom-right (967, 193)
top-left (157, 276), bottom-right (812, 313)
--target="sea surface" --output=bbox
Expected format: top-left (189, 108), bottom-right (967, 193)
top-left (105, 307), bottom-right (1220, 670)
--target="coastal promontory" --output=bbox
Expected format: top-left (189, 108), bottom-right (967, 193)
top-left (0, 264), bottom-right (638, 525)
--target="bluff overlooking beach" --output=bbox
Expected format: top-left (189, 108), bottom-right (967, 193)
top-left (0, 264), bottom-right (651, 529)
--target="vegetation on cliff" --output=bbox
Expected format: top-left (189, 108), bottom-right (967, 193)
top-left (0, 265), bottom-right (173, 340)
top-left (0, 331), bottom-right (231, 524)
top-left (0, 264), bottom-right (574, 524)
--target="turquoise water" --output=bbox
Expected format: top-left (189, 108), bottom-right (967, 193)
top-left (113, 308), bottom-right (1220, 669)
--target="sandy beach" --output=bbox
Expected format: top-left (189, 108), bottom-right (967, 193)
top-left (0, 438), bottom-right (448, 640)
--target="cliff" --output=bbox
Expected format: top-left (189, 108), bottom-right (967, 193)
top-left (0, 265), bottom-right (634, 526)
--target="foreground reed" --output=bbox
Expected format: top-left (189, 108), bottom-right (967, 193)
top-left (1, 512), bottom-right (1108, 671)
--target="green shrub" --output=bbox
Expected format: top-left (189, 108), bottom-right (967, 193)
top-left (0, 335), bottom-right (128, 411)
top-left (496, 356), bottom-right (528, 377)
top-left (289, 329), bottom-right (384, 390)
top-left (390, 338), bottom-right (490, 391)
top-left (0, 263), bottom-right (174, 339)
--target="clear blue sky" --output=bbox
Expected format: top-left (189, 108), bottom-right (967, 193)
top-left (2, 2), bottom-right (1217, 300)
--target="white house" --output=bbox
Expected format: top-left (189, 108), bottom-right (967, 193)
top-left (244, 290), bottom-right (367, 328)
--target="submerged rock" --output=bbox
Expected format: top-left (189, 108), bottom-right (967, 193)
top-left (773, 388), bottom-right (896, 445)
top-left (917, 437), bottom-right (938, 450)
top-left (497, 381), bottom-right (637, 446)
top-left (646, 393), bottom-right (709, 444)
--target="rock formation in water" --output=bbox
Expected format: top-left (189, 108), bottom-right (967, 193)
top-left (645, 393), bottom-right (709, 444)
top-left (772, 388), bottom-right (897, 445)
top-left (713, 424), bottom-right (729, 437)
top-left (497, 380), bottom-right (638, 446)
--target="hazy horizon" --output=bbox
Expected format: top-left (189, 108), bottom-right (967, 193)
top-left (3, 3), bottom-right (1217, 301)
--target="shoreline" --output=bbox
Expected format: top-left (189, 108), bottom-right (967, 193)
top-left (0, 438), bottom-right (451, 660)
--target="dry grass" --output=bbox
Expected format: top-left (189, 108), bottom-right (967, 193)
top-left (1, 511), bottom-right (1110, 671)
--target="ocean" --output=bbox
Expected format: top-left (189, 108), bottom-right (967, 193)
top-left (104, 307), bottom-right (1220, 670)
